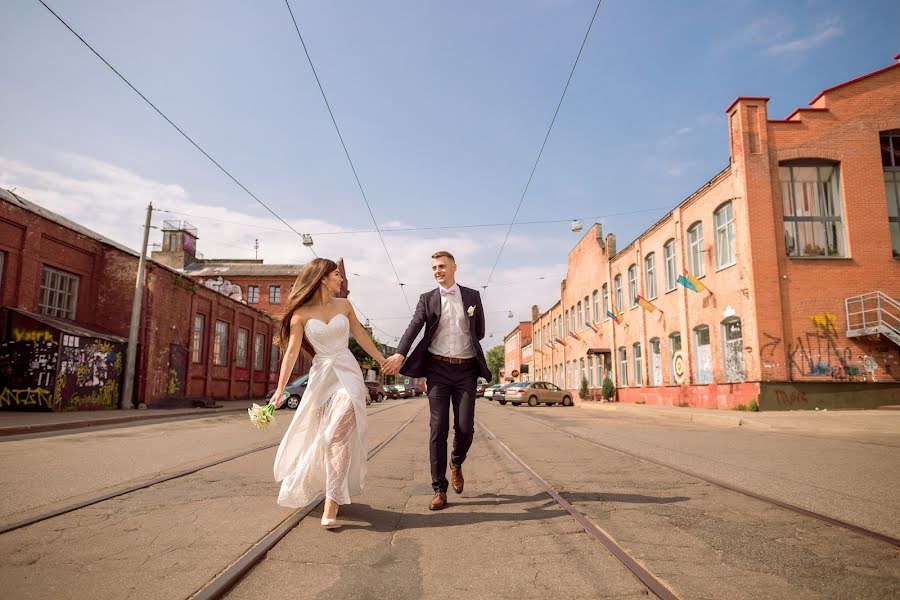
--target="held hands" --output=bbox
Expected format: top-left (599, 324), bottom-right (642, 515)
top-left (269, 390), bottom-right (286, 410)
top-left (381, 353), bottom-right (405, 376)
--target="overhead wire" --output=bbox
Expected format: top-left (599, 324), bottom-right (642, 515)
top-left (282, 0), bottom-right (412, 315)
top-left (482, 0), bottom-right (605, 291)
top-left (34, 0), bottom-right (318, 260)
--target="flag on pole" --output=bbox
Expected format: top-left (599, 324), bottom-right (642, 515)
top-left (568, 330), bottom-right (581, 341)
top-left (607, 304), bottom-right (622, 324)
top-left (555, 337), bottom-right (567, 347)
top-left (585, 320), bottom-right (598, 333)
top-left (683, 269), bottom-right (707, 293)
top-left (676, 274), bottom-right (698, 293)
top-left (636, 295), bottom-right (658, 313)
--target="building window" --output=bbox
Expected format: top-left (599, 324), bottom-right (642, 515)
top-left (0, 252), bottom-right (5, 293)
top-left (714, 202), bottom-right (736, 269)
top-left (664, 239), bottom-right (677, 292)
top-left (644, 253), bottom-right (657, 299)
top-left (592, 290), bottom-right (599, 323)
top-left (39, 266), bottom-right (80, 320)
top-left (627, 264), bottom-right (638, 307)
top-left (633, 343), bottom-right (643, 385)
top-left (270, 340), bottom-right (280, 373)
top-left (269, 285), bottom-right (282, 304)
top-left (780, 162), bottom-right (845, 257)
top-left (722, 318), bottom-right (745, 383)
top-left (192, 313), bottom-right (205, 363)
top-left (881, 131), bottom-right (900, 257)
top-left (649, 338), bottom-right (662, 386)
top-left (247, 285), bottom-right (259, 304)
top-left (213, 321), bottom-right (229, 366)
top-left (687, 222), bottom-right (705, 277)
top-left (614, 275), bottom-right (624, 312)
top-left (596, 352), bottom-right (604, 384)
top-left (254, 333), bottom-right (265, 370)
top-left (564, 311), bottom-right (569, 335)
top-left (236, 328), bottom-right (249, 368)
top-left (579, 358), bottom-right (585, 387)
top-left (588, 355), bottom-right (594, 387)
top-left (577, 301), bottom-right (583, 331)
top-left (570, 306), bottom-right (576, 333)
top-left (602, 284), bottom-right (610, 320)
top-left (668, 332), bottom-right (682, 385)
top-left (565, 361), bottom-right (570, 387)
top-left (694, 325), bottom-right (712, 384)
top-left (583, 296), bottom-right (590, 329)
top-left (618, 346), bottom-right (628, 386)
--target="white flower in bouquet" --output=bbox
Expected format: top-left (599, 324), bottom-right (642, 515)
top-left (248, 403), bottom-right (276, 429)
top-left (467, 305), bottom-right (475, 317)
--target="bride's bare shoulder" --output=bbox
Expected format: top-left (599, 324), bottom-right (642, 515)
top-left (334, 297), bottom-right (352, 313)
top-left (290, 309), bottom-right (309, 326)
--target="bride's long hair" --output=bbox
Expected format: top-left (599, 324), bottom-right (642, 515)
top-left (275, 257), bottom-right (339, 359)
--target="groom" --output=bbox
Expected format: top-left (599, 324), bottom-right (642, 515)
top-left (382, 251), bottom-right (490, 510)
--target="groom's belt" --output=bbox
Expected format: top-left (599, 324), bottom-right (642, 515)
top-left (429, 352), bottom-right (475, 365)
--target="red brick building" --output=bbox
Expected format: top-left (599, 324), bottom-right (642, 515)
top-left (503, 321), bottom-right (533, 383)
top-left (532, 55), bottom-right (900, 410)
top-left (0, 190), bottom-right (286, 410)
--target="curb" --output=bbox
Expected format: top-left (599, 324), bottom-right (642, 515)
top-left (0, 407), bottom-right (249, 437)
top-left (577, 401), bottom-right (760, 429)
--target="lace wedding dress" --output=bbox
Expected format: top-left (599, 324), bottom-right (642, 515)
top-left (273, 313), bottom-right (368, 507)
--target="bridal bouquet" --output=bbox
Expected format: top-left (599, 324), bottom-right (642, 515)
top-left (248, 403), bottom-right (276, 429)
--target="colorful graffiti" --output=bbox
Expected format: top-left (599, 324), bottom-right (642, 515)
top-left (0, 387), bottom-right (53, 409)
top-left (203, 276), bottom-right (243, 302)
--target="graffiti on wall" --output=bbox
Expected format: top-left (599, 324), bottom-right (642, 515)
top-left (0, 325), bottom-right (59, 411)
top-left (57, 335), bottom-right (124, 410)
top-left (203, 276), bottom-right (243, 302)
top-left (785, 312), bottom-right (883, 381)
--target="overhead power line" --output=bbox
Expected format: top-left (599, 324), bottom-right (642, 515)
top-left (483, 0), bottom-right (605, 291)
top-left (35, 0), bottom-right (317, 259)
top-left (282, 0), bottom-right (411, 315)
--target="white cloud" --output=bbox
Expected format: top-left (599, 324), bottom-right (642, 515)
top-left (0, 153), bottom-right (566, 348)
top-left (764, 17), bottom-right (843, 55)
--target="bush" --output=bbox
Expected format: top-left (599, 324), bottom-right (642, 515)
top-left (579, 376), bottom-right (590, 400)
top-left (601, 376), bottom-right (615, 400)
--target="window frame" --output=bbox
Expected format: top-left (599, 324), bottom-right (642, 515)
top-left (592, 290), bottom-right (599, 323)
top-left (627, 264), bottom-right (638, 308)
top-left (633, 342), bottom-right (643, 386)
top-left (235, 327), bottom-right (249, 368)
top-left (618, 346), bottom-right (628, 386)
top-left (714, 202), bottom-right (736, 270)
top-left (780, 162), bottom-right (846, 258)
top-left (192, 313), bottom-right (206, 364)
top-left (881, 132), bottom-right (900, 258)
top-left (601, 284), bottom-right (610, 321)
top-left (644, 252), bottom-right (657, 299)
top-left (664, 239), bottom-right (677, 292)
top-left (269, 285), bottom-right (282, 304)
top-left (687, 222), bottom-right (705, 278)
top-left (213, 321), bottom-right (229, 366)
top-left (614, 275), bottom-right (624, 312)
top-left (39, 266), bottom-right (80, 320)
top-left (247, 285), bottom-right (260, 304)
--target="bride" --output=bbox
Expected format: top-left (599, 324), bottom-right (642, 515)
top-left (269, 258), bottom-right (387, 528)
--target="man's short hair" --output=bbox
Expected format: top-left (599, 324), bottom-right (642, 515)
top-left (431, 251), bottom-right (455, 263)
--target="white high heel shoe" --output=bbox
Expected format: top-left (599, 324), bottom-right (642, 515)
top-left (321, 516), bottom-right (340, 529)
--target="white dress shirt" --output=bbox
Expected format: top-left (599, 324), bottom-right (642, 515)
top-left (428, 283), bottom-right (476, 359)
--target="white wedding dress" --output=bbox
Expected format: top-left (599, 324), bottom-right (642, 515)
top-left (273, 313), bottom-right (368, 507)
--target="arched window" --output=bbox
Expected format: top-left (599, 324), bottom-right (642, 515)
top-left (577, 301), bottom-right (583, 330)
top-left (644, 252), bottom-right (657, 299)
top-left (714, 202), bottom-right (736, 269)
top-left (664, 239), bottom-right (677, 291)
top-left (722, 317), bottom-right (745, 382)
top-left (602, 284), bottom-right (610, 320)
top-left (618, 346), bottom-right (628, 386)
top-left (649, 338), bottom-right (662, 386)
top-left (614, 275), bottom-right (624, 311)
top-left (627, 264), bottom-right (638, 307)
top-left (693, 325), bottom-right (712, 383)
top-left (668, 332), bottom-right (682, 385)
top-left (687, 222), bottom-right (704, 277)
top-left (633, 342), bottom-right (643, 385)
top-left (592, 290), bottom-right (599, 323)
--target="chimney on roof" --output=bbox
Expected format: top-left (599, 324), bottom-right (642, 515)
top-left (605, 233), bottom-right (616, 257)
top-left (531, 305), bottom-right (540, 321)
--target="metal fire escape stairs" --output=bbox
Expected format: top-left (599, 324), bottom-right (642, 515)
top-left (845, 292), bottom-right (900, 347)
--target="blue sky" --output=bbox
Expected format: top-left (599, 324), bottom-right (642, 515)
top-left (2, 0), bottom-right (898, 345)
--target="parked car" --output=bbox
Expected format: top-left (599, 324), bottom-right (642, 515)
top-left (265, 374), bottom-right (309, 410)
top-left (395, 385), bottom-right (415, 398)
top-left (497, 381), bottom-right (573, 407)
top-left (384, 385), bottom-right (401, 400)
top-left (364, 381), bottom-right (385, 403)
top-left (483, 384), bottom-right (503, 400)
top-left (492, 382), bottom-right (520, 404)
top-left (476, 382), bottom-right (490, 397)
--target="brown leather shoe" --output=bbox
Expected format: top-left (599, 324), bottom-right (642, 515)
top-left (429, 491), bottom-right (448, 511)
top-left (449, 460), bottom-right (464, 494)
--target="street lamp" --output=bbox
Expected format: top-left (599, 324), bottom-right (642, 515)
top-left (571, 219), bottom-right (583, 233)
top-left (302, 234), bottom-right (314, 247)
top-left (507, 311), bottom-right (513, 318)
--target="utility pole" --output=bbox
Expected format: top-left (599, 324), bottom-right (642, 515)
top-left (122, 202), bottom-right (153, 409)
top-left (254, 238), bottom-right (259, 259)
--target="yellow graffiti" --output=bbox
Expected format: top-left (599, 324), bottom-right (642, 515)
top-left (94, 341), bottom-right (113, 354)
top-left (54, 372), bottom-right (66, 411)
top-left (115, 353), bottom-right (123, 373)
top-left (810, 313), bottom-right (838, 333)
top-left (76, 364), bottom-right (87, 386)
top-left (68, 380), bottom-right (119, 410)
top-left (12, 329), bottom-right (55, 343)
top-left (0, 387), bottom-right (53, 409)
top-left (166, 369), bottom-right (181, 395)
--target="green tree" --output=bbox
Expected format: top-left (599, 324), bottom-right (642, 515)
top-left (601, 375), bottom-right (615, 400)
top-left (579, 376), bottom-right (590, 400)
top-left (485, 345), bottom-right (504, 384)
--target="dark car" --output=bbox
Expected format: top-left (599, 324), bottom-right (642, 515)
top-left (384, 385), bottom-right (401, 399)
top-left (364, 381), bottom-right (385, 403)
top-left (395, 385), bottom-right (414, 399)
top-left (266, 374), bottom-right (309, 410)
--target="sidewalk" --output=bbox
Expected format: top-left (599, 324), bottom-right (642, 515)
top-left (0, 400), bottom-right (260, 437)
top-left (577, 400), bottom-right (900, 434)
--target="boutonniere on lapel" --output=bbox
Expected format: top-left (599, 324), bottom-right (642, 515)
top-left (467, 305), bottom-right (475, 317)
